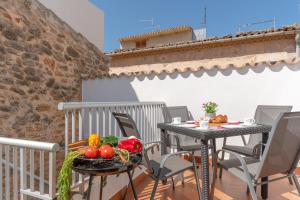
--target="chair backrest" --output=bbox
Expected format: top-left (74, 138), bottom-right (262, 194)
top-left (112, 112), bottom-right (156, 174)
top-left (162, 106), bottom-right (192, 123)
top-left (112, 112), bottom-right (141, 139)
top-left (256, 112), bottom-right (300, 179)
top-left (247, 105), bottom-right (293, 147)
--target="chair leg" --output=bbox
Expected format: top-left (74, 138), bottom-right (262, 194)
top-left (180, 172), bottom-right (185, 185)
top-left (122, 169), bottom-right (135, 199)
top-left (150, 179), bottom-right (160, 200)
top-left (86, 175), bottom-right (94, 200)
top-left (219, 166), bottom-right (224, 179)
top-left (246, 185), bottom-right (257, 194)
top-left (162, 179), bottom-right (167, 185)
top-left (127, 170), bottom-right (138, 200)
top-left (246, 181), bottom-right (258, 200)
top-left (288, 176), bottom-right (294, 185)
top-left (171, 177), bottom-right (175, 189)
top-left (292, 173), bottom-right (300, 195)
top-left (192, 154), bottom-right (202, 200)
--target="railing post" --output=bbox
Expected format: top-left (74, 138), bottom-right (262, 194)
top-left (48, 151), bottom-right (56, 198)
top-left (65, 111), bottom-right (69, 156)
top-left (5, 145), bottom-right (10, 200)
top-left (13, 147), bottom-right (18, 200)
top-left (20, 148), bottom-right (27, 200)
top-left (39, 151), bottom-right (45, 195)
top-left (0, 144), bottom-right (2, 200)
top-left (29, 149), bottom-right (35, 192)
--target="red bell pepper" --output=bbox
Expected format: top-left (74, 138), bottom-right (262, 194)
top-left (118, 138), bottom-right (143, 153)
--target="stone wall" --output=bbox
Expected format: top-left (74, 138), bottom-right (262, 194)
top-left (0, 0), bottom-right (108, 146)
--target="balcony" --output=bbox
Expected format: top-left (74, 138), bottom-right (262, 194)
top-left (0, 102), bottom-right (299, 200)
top-left (1, 0), bottom-right (300, 199)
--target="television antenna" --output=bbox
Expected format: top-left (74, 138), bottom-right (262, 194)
top-left (140, 18), bottom-right (160, 31)
top-left (200, 7), bottom-right (207, 28)
top-left (238, 17), bottom-right (276, 32)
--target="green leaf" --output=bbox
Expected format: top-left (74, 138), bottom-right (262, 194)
top-left (57, 151), bottom-right (80, 200)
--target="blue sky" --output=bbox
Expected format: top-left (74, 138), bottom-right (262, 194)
top-left (90, 0), bottom-right (300, 52)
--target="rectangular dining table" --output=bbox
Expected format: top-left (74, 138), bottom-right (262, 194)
top-left (157, 122), bottom-right (272, 200)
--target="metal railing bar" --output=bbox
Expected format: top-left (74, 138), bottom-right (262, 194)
top-left (0, 138), bottom-right (59, 152)
top-left (58, 102), bottom-right (166, 110)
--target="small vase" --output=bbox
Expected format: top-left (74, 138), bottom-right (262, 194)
top-left (205, 112), bottom-right (216, 119)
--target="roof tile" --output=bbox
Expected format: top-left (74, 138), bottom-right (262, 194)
top-left (107, 24), bottom-right (300, 56)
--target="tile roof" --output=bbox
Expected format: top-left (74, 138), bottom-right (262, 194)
top-left (118, 26), bottom-right (192, 42)
top-left (108, 52), bottom-right (299, 77)
top-left (105, 24), bottom-right (300, 78)
top-left (107, 24), bottom-right (300, 56)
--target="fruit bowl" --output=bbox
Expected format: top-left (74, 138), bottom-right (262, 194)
top-left (73, 155), bottom-right (116, 169)
top-left (72, 153), bottom-right (142, 174)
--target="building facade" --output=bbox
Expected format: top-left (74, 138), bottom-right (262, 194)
top-left (38, 0), bottom-right (104, 50)
top-left (119, 26), bottom-right (206, 50)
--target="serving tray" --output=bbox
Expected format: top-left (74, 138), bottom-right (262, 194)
top-left (72, 153), bottom-right (142, 175)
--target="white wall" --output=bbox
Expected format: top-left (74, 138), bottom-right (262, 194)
top-left (83, 64), bottom-right (300, 151)
top-left (38, 0), bottom-right (104, 50)
top-left (83, 64), bottom-right (300, 199)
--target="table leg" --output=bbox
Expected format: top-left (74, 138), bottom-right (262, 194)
top-left (86, 175), bottom-right (94, 200)
top-left (99, 176), bottom-right (104, 200)
top-left (122, 169), bottom-right (135, 200)
top-left (160, 128), bottom-right (167, 155)
top-left (261, 132), bottom-right (269, 199)
top-left (201, 139), bottom-right (210, 200)
top-left (211, 139), bottom-right (217, 167)
top-left (127, 170), bottom-right (138, 200)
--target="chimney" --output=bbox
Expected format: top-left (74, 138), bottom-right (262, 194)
top-left (296, 32), bottom-right (300, 59)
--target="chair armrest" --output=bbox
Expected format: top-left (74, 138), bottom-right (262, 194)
top-left (160, 151), bottom-right (190, 168)
top-left (143, 141), bottom-right (160, 154)
top-left (142, 142), bottom-right (161, 174)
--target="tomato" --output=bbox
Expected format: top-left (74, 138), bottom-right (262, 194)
top-left (99, 144), bottom-right (111, 154)
top-left (99, 145), bottom-right (115, 159)
top-left (84, 146), bottom-right (99, 158)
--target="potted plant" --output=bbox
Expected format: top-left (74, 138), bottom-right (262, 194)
top-left (202, 102), bottom-right (218, 118)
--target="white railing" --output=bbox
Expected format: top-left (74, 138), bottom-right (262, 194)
top-left (58, 101), bottom-right (165, 191)
top-left (0, 137), bottom-right (59, 200)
